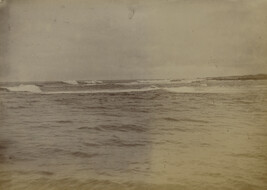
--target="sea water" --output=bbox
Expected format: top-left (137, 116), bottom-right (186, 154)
top-left (0, 79), bottom-right (266, 190)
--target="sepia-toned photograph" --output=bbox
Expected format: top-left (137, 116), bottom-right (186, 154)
top-left (0, 0), bottom-right (267, 189)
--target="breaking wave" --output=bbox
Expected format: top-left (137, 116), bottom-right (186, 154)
top-left (118, 79), bottom-right (205, 85)
top-left (138, 79), bottom-right (171, 84)
top-left (83, 80), bottom-right (103, 85)
top-left (62, 80), bottom-right (79, 85)
top-left (164, 86), bottom-right (244, 94)
top-left (117, 81), bottom-right (140, 85)
top-left (2, 85), bottom-right (244, 94)
top-left (117, 80), bottom-right (171, 85)
top-left (171, 78), bottom-right (205, 84)
top-left (43, 86), bottom-right (160, 95)
top-left (3, 85), bottom-right (42, 93)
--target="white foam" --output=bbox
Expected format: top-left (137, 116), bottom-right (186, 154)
top-left (118, 80), bottom-right (170, 85)
top-left (134, 78), bottom-right (205, 85)
top-left (117, 81), bottom-right (140, 85)
top-left (84, 80), bottom-right (103, 85)
top-left (164, 86), bottom-right (244, 94)
top-left (118, 79), bottom-right (204, 85)
top-left (174, 78), bottom-right (205, 84)
top-left (200, 83), bottom-right (208, 87)
top-left (138, 79), bottom-right (171, 84)
top-left (4, 84), bottom-right (42, 93)
top-left (43, 87), bottom-right (160, 95)
top-left (62, 80), bottom-right (79, 85)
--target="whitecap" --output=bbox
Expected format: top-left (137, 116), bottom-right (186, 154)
top-left (84, 80), bottom-right (103, 85)
top-left (43, 87), bottom-right (160, 95)
top-left (4, 84), bottom-right (42, 93)
top-left (62, 80), bottom-right (79, 85)
top-left (200, 83), bottom-right (208, 87)
top-left (172, 78), bottom-right (205, 84)
top-left (117, 81), bottom-right (140, 85)
top-left (164, 86), bottom-right (244, 94)
top-left (138, 79), bottom-right (171, 84)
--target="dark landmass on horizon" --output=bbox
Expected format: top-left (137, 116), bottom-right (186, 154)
top-left (206, 74), bottom-right (267, 81)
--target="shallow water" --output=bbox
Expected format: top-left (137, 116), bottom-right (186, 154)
top-left (0, 79), bottom-right (267, 190)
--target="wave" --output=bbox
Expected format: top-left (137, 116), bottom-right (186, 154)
top-left (62, 80), bottom-right (79, 85)
top-left (138, 79), bottom-right (171, 84)
top-left (71, 151), bottom-right (99, 158)
top-left (164, 86), bottom-right (244, 94)
top-left (43, 86), bottom-right (160, 95)
top-left (171, 78), bottom-right (205, 84)
top-left (3, 84), bottom-right (42, 93)
top-left (83, 80), bottom-right (103, 85)
top-left (116, 79), bottom-right (205, 85)
top-left (117, 80), bottom-right (171, 85)
top-left (0, 178), bottom-right (185, 190)
top-left (117, 81), bottom-right (140, 85)
top-left (3, 84), bottom-right (245, 94)
top-left (121, 79), bottom-right (205, 85)
top-left (200, 83), bottom-right (208, 87)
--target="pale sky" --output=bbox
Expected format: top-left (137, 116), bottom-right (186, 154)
top-left (0, 0), bottom-right (267, 82)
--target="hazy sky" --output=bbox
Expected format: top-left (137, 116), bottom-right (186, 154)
top-left (0, 0), bottom-right (267, 81)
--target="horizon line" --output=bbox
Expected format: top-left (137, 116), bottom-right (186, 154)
top-left (0, 73), bottom-right (267, 83)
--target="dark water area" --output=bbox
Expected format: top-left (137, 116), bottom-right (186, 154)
top-left (0, 79), bottom-right (267, 189)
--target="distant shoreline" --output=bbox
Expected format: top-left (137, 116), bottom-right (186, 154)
top-left (207, 74), bottom-right (267, 81)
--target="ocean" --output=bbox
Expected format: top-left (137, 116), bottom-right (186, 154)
top-left (0, 78), bottom-right (266, 190)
